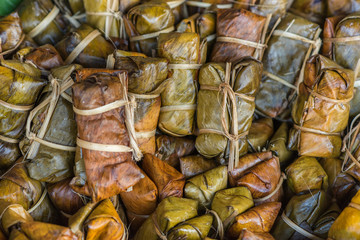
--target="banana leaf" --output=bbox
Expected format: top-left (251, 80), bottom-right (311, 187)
top-left (158, 32), bottom-right (205, 136)
top-left (0, 0), bottom-right (22, 16)
top-left (19, 64), bottom-right (78, 183)
top-left (0, 231), bottom-right (4, 240)
top-left (227, 202), bottom-right (281, 239)
top-left (134, 197), bottom-right (198, 240)
top-left (184, 165), bottom-right (228, 208)
top-left (239, 230), bottom-right (275, 240)
top-left (70, 146), bottom-right (86, 191)
top-left (69, 199), bottom-right (126, 240)
top-left (288, 55), bottom-right (354, 158)
top-left (113, 56), bottom-right (168, 154)
top-left (55, 24), bottom-right (115, 68)
top-left (142, 154), bottom-right (185, 200)
top-left (180, 155), bottom-right (218, 178)
top-left (0, 159), bottom-right (60, 224)
top-left (328, 189), bottom-right (360, 239)
top-left (0, 59), bottom-right (44, 171)
top-left (0, 201), bottom-right (33, 236)
top-left (0, 12), bottom-right (23, 55)
top-left (247, 118), bottom-right (274, 152)
top-left (126, 2), bottom-right (175, 56)
top-left (313, 202), bottom-right (340, 239)
top-left (196, 58), bottom-right (262, 160)
top-left (228, 152), bottom-right (282, 203)
top-left (47, 178), bottom-right (85, 217)
top-left (255, 13), bottom-right (321, 119)
top-left (18, 0), bottom-right (67, 45)
top-left (55, 0), bottom-right (84, 16)
top-left (155, 135), bottom-right (196, 169)
top-left (211, 187), bottom-right (254, 229)
top-left (210, 9), bottom-right (267, 62)
top-left (268, 122), bottom-right (295, 168)
top-left (323, 14), bottom-right (360, 117)
top-left (167, 214), bottom-right (213, 240)
top-left (70, 68), bottom-right (143, 202)
top-left (289, 0), bottom-right (326, 24)
top-left (327, 0), bottom-right (360, 16)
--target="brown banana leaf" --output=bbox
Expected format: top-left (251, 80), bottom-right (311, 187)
top-left (288, 55), bottom-right (354, 158)
top-left (126, 2), bottom-right (175, 56)
top-left (69, 199), bottom-right (125, 240)
top-left (227, 202), bottom-right (281, 239)
top-left (0, 230), bottom-right (5, 240)
top-left (247, 118), bottom-right (274, 152)
top-left (0, 12), bottom-right (23, 55)
top-left (167, 214), bottom-right (213, 240)
top-left (271, 190), bottom-right (329, 240)
top-left (18, 0), bottom-right (67, 45)
top-left (228, 152), bottom-right (282, 203)
top-left (255, 13), bottom-right (321, 119)
top-left (210, 9), bottom-right (267, 62)
top-left (239, 230), bottom-right (275, 240)
top-left (0, 59), bottom-right (44, 171)
top-left (313, 202), bottom-right (340, 239)
top-left (142, 154), bottom-right (185, 200)
top-left (70, 68), bottom-right (143, 202)
top-left (19, 64), bottom-right (78, 183)
top-left (0, 159), bottom-right (60, 224)
top-left (328, 189), bottom-right (360, 239)
top-left (55, 24), bottom-right (115, 68)
top-left (327, 0), bottom-right (360, 16)
top-left (322, 14), bottom-right (360, 117)
top-left (289, 0), bottom-right (326, 24)
top-left (180, 155), bottom-right (218, 178)
top-left (158, 32), bottom-right (205, 136)
top-left (134, 196), bottom-right (198, 240)
top-left (211, 187), bottom-right (254, 229)
top-left (184, 165), bottom-right (228, 208)
top-left (196, 58), bottom-right (262, 160)
top-left (0, 201), bottom-right (33, 236)
top-left (69, 146), bottom-right (86, 191)
top-left (155, 135), bottom-right (196, 169)
top-left (268, 122), bottom-right (295, 168)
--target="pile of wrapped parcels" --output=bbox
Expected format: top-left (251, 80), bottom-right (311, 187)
top-left (3, 0), bottom-right (360, 239)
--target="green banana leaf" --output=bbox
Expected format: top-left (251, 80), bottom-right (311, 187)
top-left (313, 202), bottom-right (341, 239)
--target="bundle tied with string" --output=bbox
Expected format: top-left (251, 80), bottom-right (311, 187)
top-left (53, 0), bottom-right (86, 28)
top-left (255, 13), bottom-right (321, 119)
top-left (288, 54), bottom-right (354, 158)
top-left (196, 59), bottom-right (261, 169)
top-left (70, 69), bottom-right (143, 202)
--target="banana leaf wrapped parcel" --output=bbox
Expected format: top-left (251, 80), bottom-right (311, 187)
top-left (70, 68), bottom-right (143, 202)
top-left (0, 59), bottom-right (45, 171)
top-left (255, 13), bottom-right (321, 119)
top-left (288, 55), bottom-right (354, 158)
top-left (158, 32), bottom-right (206, 136)
top-left (313, 202), bottom-right (340, 239)
top-left (247, 118), bottom-right (273, 152)
top-left (269, 122), bottom-right (295, 167)
top-left (0, 12), bottom-right (23, 56)
top-left (327, 0), bottom-right (360, 17)
top-left (18, 0), bottom-right (67, 45)
top-left (180, 155), bottom-right (218, 178)
top-left (289, 0), bottom-right (326, 24)
top-left (0, 201), bottom-right (33, 236)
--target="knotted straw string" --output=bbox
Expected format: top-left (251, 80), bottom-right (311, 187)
top-left (206, 209), bottom-right (224, 240)
top-left (342, 113), bottom-right (360, 172)
top-left (73, 73), bottom-right (142, 161)
top-left (25, 75), bottom-right (76, 160)
top-left (28, 6), bottom-right (60, 39)
top-left (281, 212), bottom-right (325, 240)
top-left (0, 34), bottom-right (25, 57)
top-left (253, 172), bottom-right (286, 203)
top-left (152, 213), bottom-right (167, 240)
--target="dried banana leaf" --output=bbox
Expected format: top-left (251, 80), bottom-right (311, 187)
top-left (268, 122), bottom-right (295, 168)
top-left (210, 9), bottom-right (267, 62)
top-left (69, 199), bottom-right (126, 240)
top-left (255, 13), bottom-right (321, 118)
top-left (328, 189), bottom-right (360, 239)
top-left (155, 135), bottom-right (196, 169)
top-left (0, 0), bottom-right (22, 16)
top-left (142, 154), bottom-right (185, 200)
top-left (239, 230), bottom-right (275, 240)
top-left (70, 69), bottom-right (143, 202)
top-left (70, 146), bottom-right (86, 190)
top-left (327, 0), bottom-right (360, 16)
top-left (289, 55), bottom-right (354, 158)
top-left (228, 152), bottom-right (282, 203)
top-left (0, 201), bottom-right (33, 236)
top-left (18, 0), bottom-right (67, 45)
top-left (158, 32), bottom-right (204, 136)
top-left (0, 159), bottom-right (59, 224)
top-left (227, 202), bottom-right (281, 239)
top-left (289, 0), bottom-right (326, 24)
top-left (19, 64), bottom-right (78, 183)
top-left (134, 197), bottom-right (198, 240)
top-left (126, 2), bottom-right (175, 56)
top-left (55, 24), bottom-right (114, 68)
top-left (167, 214), bottom-right (213, 240)
top-left (271, 190), bottom-right (329, 240)
top-left (184, 165), bottom-right (228, 208)
top-left (180, 155), bottom-right (218, 178)
top-left (0, 60), bottom-right (44, 171)
top-left (247, 118), bottom-right (274, 152)
top-left (211, 187), bottom-right (254, 229)
top-left (113, 56), bottom-right (168, 154)
top-left (196, 59), bottom-right (262, 160)
top-left (313, 202), bottom-right (340, 239)
top-left (0, 12), bottom-right (23, 55)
